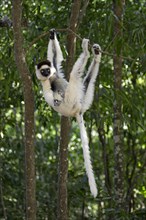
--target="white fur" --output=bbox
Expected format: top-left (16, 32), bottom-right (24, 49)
top-left (47, 34), bottom-right (64, 78)
top-left (36, 32), bottom-right (101, 197)
top-left (76, 114), bottom-right (97, 197)
top-left (82, 46), bottom-right (101, 113)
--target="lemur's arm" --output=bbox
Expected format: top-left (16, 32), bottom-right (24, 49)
top-left (47, 29), bottom-right (64, 78)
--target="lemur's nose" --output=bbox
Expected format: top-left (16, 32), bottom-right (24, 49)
top-left (41, 69), bottom-right (50, 77)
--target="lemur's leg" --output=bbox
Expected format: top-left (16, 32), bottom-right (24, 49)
top-left (41, 79), bottom-right (54, 107)
top-left (47, 29), bottom-right (64, 76)
top-left (82, 44), bottom-right (101, 113)
top-left (70, 38), bottom-right (90, 79)
top-left (64, 39), bottom-right (90, 106)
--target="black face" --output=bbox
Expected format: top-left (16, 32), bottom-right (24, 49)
top-left (40, 68), bottom-right (50, 77)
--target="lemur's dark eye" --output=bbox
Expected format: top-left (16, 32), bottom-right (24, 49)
top-left (46, 68), bottom-right (50, 73)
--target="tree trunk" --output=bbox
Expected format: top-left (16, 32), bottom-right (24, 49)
top-left (12, 1), bottom-right (36, 219)
top-left (57, 116), bottom-right (70, 220)
top-left (98, 124), bottom-right (111, 194)
top-left (57, 0), bottom-right (89, 219)
top-left (113, 0), bottom-right (125, 218)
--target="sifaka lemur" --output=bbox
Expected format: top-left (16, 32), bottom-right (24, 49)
top-left (35, 29), bottom-right (101, 197)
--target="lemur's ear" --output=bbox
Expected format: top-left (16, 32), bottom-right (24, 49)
top-left (37, 60), bottom-right (51, 69)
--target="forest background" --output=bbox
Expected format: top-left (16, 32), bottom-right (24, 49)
top-left (0, 0), bottom-right (146, 219)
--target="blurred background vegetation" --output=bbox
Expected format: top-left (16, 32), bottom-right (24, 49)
top-left (0, 0), bottom-right (146, 219)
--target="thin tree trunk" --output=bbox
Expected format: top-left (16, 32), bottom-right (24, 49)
top-left (57, 116), bottom-right (70, 220)
top-left (12, 1), bottom-right (36, 219)
top-left (98, 124), bottom-right (111, 194)
top-left (113, 0), bottom-right (125, 218)
top-left (57, 0), bottom-right (89, 219)
top-left (98, 122), bottom-right (113, 220)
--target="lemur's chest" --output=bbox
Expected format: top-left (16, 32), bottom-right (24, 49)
top-left (50, 78), bottom-right (68, 106)
top-left (53, 101), bottom-right (81, 117)
top-left (53, 89), bottom-right (82, 117)
top-left (51, 78), bottom-right (67, 92)
top-left (43, 77), bottom-right (82, 116)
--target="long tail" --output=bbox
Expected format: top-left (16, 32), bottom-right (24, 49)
top-left (76, 113), bottom-right (97, 197)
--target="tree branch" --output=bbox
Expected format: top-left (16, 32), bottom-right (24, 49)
top-left (28, 28), bottom-right (135, 61)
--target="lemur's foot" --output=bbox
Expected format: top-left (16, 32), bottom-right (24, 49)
top-left (82, 38), bottom-right (90, 55)
top-left (50, 28), bottom-right (56, 40)
top-left (93, 44), bottom-right (101, 55)
top-left (92, 44), bottom-right (101, 62)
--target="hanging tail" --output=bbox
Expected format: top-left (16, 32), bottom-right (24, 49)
top-left (76, 113), bottom-right (97, 197)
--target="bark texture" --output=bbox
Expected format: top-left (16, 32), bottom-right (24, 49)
top-left (57, 116), bottom-right (70, 220)
top-left (12, 1), bottom-right (36, 219)
top-left (66, 0), bottom-right (82, 75)
top-left (113, 0), bottom-right (125, 217)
